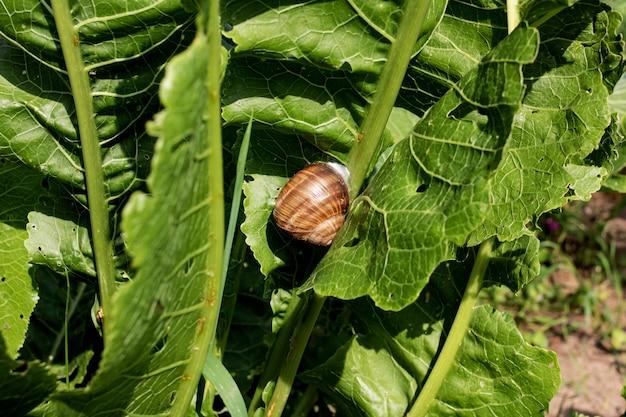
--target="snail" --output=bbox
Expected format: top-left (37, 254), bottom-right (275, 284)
top-left (273, 162), bottom-right (350, 246)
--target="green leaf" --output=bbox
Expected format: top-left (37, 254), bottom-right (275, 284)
top-left (25, 212), bottom-right (129, 280)
top-left (202, 355), bottom-right (247, 417)
top-left (604, 173), bottom-right (626, 191)
top-left (0, 332), bottom-right (57, 417)
top-left (470, 0), bottom-right (623, 243)
top-left (240, 106), bottom-right (420, 276)
top-left (304, 25), bottom-right (539, 311)
top-left (0, 161), bottom-right (79, 358)
top-left (402, 0), bottom-right (508, 114)
top-left (519, 0), bottom-right (579, 26)
top-left (223, 59), bottom-right (360, 161)
top-left (0, 164), bottom-right (40, 359)
top-left (304, 299), bottom-right (559, 417)
top-left (431, 235), bottom-right (541, 295)
top-left (609, 73), bottom-right (626, 114)
top-left (241, 130), bottom-right (328, 275)
top-left (0, 1), bottom-right (192, 198)
top-left (223, 0), bottom-right (445, 76)
top-left (51, 33), bottom-right (219, 416)
top-left (484, 235), bottom-right (540, 291)
top-left (25, 213), bottom-right (95, 278)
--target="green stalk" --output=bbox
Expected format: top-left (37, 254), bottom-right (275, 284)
top-left (261, 2), bottom-right (433, 415)
top-left (248, 292), bottom-right (306, 416)
top-left (48, 282), bottom-right (87, 363)
top-left (265, 294), bottom-right (325, 417)
top-left (346, 0), bottom-right (432, 197)
top-left (405, 240), bottom-right (493, 417)
top-left (507, 0), bottom-right (521, 33)
top-left (51, 0), bottom-right (116, 331)
top-left (170, 1), bottom-right (224, 415)
top-left (200, 120), bottom-right (252, 415)
top-left (291, 385), bottom-right (319, 417)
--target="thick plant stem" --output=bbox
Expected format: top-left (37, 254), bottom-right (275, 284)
top-left (170, 1), bottom-right (224, 416)
top-left (406, 240), bottom-right (493, 417)
top-left (346, 0), bottom-right (432, 197)
top-left (51, 0), bottom-right (115, 330)
top-left (507, 0), bottom-right (520, 33)
top-left (265, 294), bottom-right (326, 417)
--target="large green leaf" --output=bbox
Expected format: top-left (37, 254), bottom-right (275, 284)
top-left (223, 0), bottom-right (446, 76)
top-left (304, 25), bottom-right (539, 310)
top-left (0, 1), bottom-right (192, 198)
top-left (223, 59), bottom-right (361, 161)
top-left (304, 1), bottom-right (623, 310)
top-left (304, 299), bottom-right (560, 417)
top-left (470, 0), bottom-right (623, 242)
top-left (51, 31), bottom-right (219, 416)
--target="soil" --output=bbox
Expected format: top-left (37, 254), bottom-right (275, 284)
top-left (548, 334), bottom-right (626, 417)
top-left (547, 192), bottom-right (626, 417)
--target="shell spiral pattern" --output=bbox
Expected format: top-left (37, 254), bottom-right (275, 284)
top-left (273, 163), bottom-right (350, 246)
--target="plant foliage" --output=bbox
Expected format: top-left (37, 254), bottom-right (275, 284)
top-left (0, 0), bottom-right (623, 416)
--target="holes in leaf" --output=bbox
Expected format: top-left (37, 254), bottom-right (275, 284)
top-left (153, 299), bottom-right (165, 316)
top-left (224, 22), bottom-right (233, 32)
top-left (11, 361), bottom-right (28, 374)
top-left (416, 183), bottom-right (429, 193)
top-left (1, 277), bottom-right (5, 282)
top-left (19, 314), bottom-right (24, 319)
top-left (151, 335), bottom-right (168, 354)
top-left (244, 174), bottom-right (253, 183)
top-left (183, 258), bottom-right (194, 274)
top-left (565, 187), bottom-right (576, 197)
top-left (340, 62), bottom-right (352, 72)
top-left (343, 236), bottom-right (361, 248)
top-left (586, 88), bottom-right (593, 94)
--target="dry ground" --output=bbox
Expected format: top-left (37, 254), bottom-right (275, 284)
top-left (548, 334), bottom-right (626, 417)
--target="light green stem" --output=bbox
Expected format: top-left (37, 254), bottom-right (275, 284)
top-left (346, 0), bottom-right (432, 196)
top-left (507, 0), bottom-right (521, 33)
top-left (51, 0), bottom-right (115, 332)
top-left (170, 1), bottom-right (224, 415)
top-left (265, 294), bottom-right (326, 417)
top-left (248, 292), bottom-right (305, 416)
top-left (406, 240), bottom-right (493, 417)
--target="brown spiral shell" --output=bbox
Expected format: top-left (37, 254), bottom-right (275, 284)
top-left (273, 162), bottom-right (350, 246)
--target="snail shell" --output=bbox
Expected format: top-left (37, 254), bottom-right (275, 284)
top-left (273, 162), bottom-right (350, 246)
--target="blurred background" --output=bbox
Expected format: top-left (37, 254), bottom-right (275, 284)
top-left (482, 193), bottom-right (626, 417)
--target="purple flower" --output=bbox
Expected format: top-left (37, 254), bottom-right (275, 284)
top-left (544, 217), bottom-right (560, 234)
